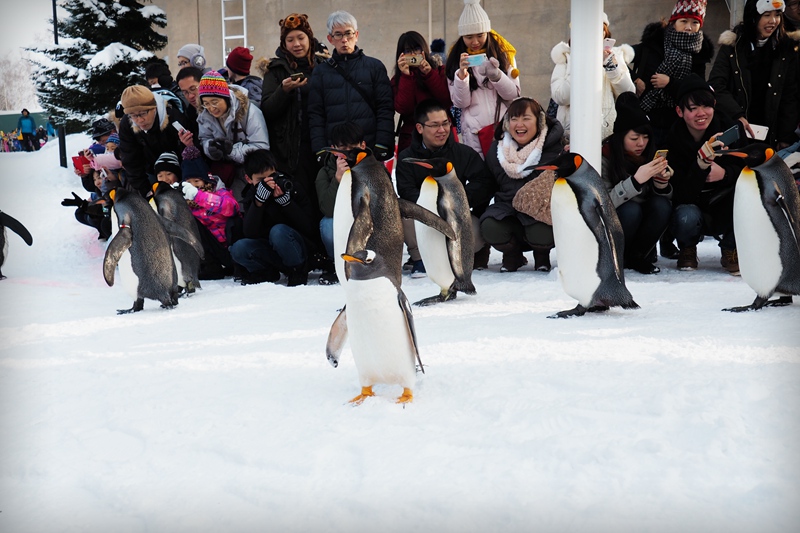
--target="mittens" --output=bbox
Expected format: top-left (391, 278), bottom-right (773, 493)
top-left (255, 180), bottom-right (272, 203)
top-left (484, 57), bottom-right (502, 82)
top-left (652, 166), bottom-right (673, 190)
top-left (697, 139), bottom-right (721, 170)
top-left (181, 181), bottom-right (198, 201)
top-left (275, 190), bottom-right (291, 206)
top-left (206, 141), bottom-right (223, 161)
top-left (61, 192), bottom-right (87, 209)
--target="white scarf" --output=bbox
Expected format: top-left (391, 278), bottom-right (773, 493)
top-left (497, 113), bottom-right (549, 179)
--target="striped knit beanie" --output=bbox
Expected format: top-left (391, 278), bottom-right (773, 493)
top-left (198, 71), bottom-right (230, 99)
top-left (669, 0), bottom-right (708, 26)
top-left (154, 151), bottom-right (182, 180)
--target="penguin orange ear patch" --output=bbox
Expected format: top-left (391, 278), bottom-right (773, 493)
top-left (765, 148), bottom-right (775, 160)
top-left (573, 155), bottom-right (582, 169)
top-left (446, 162), bottom-right (453, 173)
top-left (356, 152), bottom-right (367, 164)
top-left (109, 190), bottom-right (116, 202)
top-left (151, 183), bottom-right (159, 193)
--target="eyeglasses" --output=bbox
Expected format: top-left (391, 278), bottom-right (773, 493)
top-left (202, 99), bottom-right (224, 110)
top-left (177, 59), bottom-right (190, 67)
top-left (128, 109), bottom-right (153, 120)
top-left (421, 120), bottom-right (451, 130)
top-left (331, 30), bottom-right (356, 41)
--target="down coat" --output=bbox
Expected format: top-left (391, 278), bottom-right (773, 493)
top-left (197, 85), bottom-right (270, 164)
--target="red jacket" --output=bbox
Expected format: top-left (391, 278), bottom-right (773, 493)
top-left (391, 64), bottom-right (452, 154)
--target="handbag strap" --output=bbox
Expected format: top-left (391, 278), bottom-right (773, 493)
top-left (493, 94), bottom-right (503, 124)
top-left (326, 57), bottom-right (377, 117)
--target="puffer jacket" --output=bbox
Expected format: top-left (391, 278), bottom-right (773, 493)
top-left (118, 94), bottom-right (192, 197)
top-left (307, 47), bottom-right (395, 154)
top-left (449, 60), bottom-right (520, 157)
top-left (550, 41), bottom-right (636, 140)
top-left (190, 186), bottom-right (239, 245)
top-left (197, 85), bottom-right (270, 164)
top-left (708, 28), bottom-right (800, 146)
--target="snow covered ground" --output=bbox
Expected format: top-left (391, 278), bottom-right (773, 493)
top-left (1, 136), bottom-right (799, 533)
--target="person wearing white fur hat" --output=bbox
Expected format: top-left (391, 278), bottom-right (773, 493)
top-left (549, 12), bottom-right (635, 142)
top-left (445, 0), bottom-right (521, 159)
top-left (708, 0), bottom-right (799, 149)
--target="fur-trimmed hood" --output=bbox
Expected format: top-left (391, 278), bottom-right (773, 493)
top-left (227, 84), bottom-right (250, 124)
top-left (719, 26), bottom-right (800, 47)
top-left (550, 40), bottom-right (634, 65)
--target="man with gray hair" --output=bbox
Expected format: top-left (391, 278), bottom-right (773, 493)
top-left (307, 10), bottom-right (395, 161)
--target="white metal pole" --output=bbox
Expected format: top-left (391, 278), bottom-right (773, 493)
top-left (569, 0), bottom-right (603, 170)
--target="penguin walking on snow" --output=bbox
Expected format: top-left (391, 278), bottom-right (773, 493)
top-left (0, 210), bottom-right (33, 280)
top-left (719, 144), bottom-right (800, 311)
top-left (536, 153), bottom-right (639, 318)
top-left (403, 157), bottom-right (476, 306)
top-left (104, 188), bottom-right (181, 314)
top-left (326, 249), bottom-right (423, 405)
top-left (151, 182), bottom-right (205, 295)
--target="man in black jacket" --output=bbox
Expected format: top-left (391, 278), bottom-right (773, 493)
top-left (118, 85), bottom-right (193, 198)
top-left (230, 150), bottom-right (321, 286)
top-left (307, 10), bottom-right (395, 162)
top-left (396, 100), bottom-right (496, 271)
top-left (664, 74), bottom-right (747, 274)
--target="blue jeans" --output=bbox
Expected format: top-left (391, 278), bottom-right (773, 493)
top-left (670, 203), bottom-right (735, 250)
top-left (319, 217), bottom-right (334, 259)
top-left (616, 195), bottom-right (672, 260)
top-left (229, 224), bottom-right (307, 273)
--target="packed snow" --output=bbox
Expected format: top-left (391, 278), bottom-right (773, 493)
top-left (1, 135), bottom-right (799, 532)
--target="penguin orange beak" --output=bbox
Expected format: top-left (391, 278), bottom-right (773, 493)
top-left (341, 254), bottom-right (365, 264)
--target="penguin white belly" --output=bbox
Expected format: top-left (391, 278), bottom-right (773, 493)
top-left (172, 250), bottom-right (186, 288)
top-left (110, 209), bottom-right (139, 299)
top-left (333, 170), bottom-right (354, 284)
top-left (733, 170), bottom-right (782, 298)
top-left (415, 182), bottom-right (455, 291)
top-left (344, 278), bottom-right (417, 389)
top-left (551, 182), bottom-right (601, 307)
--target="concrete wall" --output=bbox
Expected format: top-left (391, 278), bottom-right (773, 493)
top-left (156, 0), bottom-right (733, 103)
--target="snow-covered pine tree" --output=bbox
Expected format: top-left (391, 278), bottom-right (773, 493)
top-left (27, 0), bottom-right (167, 132)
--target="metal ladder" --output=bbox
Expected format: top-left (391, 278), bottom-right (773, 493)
top-left (221, 0), bottom-right (247, 59)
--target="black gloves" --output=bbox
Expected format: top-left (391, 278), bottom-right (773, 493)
top-left (207, 139), bottom-right (233, 160)
top-left (61, 192), bottom-right (87, 210)
top-left (373, 143), bottom-right (393, 162)
top-left (255, 181), bottom-right (272, 203)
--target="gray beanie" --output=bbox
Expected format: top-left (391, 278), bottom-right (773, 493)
top-left (459, 0), bottom-right (491, 36)
top-left (177, 44), bottom-right (205, 66)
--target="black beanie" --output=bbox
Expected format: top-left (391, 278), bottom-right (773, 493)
top-left (674, 73), bottom-right (714, 105)
top-left (613, 92), bottom-right (650, 135)
top-left (154, 151), bottom-right (182, 180)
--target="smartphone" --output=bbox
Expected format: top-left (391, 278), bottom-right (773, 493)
top-left (748, 124), bottom-right (769, 141)
top-left (465, 53), bottom-right (487, 68)
top-left (407, 53), bottom-right (424, 67)
top-left (715, 125), bottom-right (740, 147)
top-left (172, 121), bottom-right (185, 133)
top-left (290, 72), bottom-right (305, 81)
top-left (72, 155), bottom-right (90, 171)
top-left (603, 38), bottom-right (616, 50)
top-left (653, 149), bottom-right (668, 161)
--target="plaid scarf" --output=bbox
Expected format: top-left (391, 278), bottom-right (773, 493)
top-left (640, 26), bottom-right (703, 112)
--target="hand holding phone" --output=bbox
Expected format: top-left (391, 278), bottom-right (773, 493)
top-left (603, 38), bottom-right (616, 51)
top-left (465, 54), bottom-right (487, 68)
top-left (714, 125), bottom-right (739, 147)
top-left (653, 149), bottom-right (668, 161)
top-left (172, 121), bottom-right (185, 133)
top-left (407, 54), bottom-right (425, 67)
top-left (289, 73), bottom-right (305, 81)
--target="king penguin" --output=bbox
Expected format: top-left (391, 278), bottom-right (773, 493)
top-left (537, 153), bottom-right (639, 318)
top-left (104, 187), bottom-right (180, 314)
top-left (403, 157), bottom-right (476, 306)
top-left (0, 210), bottom-right (33, 280)
top-left (325, 249), bottom-right (423, 405)
top-left (720, 144), bottom-right (800, 311)
top-left (151, 182), bottom-right (205, 295)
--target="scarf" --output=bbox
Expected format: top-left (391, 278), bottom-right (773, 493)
top-left (640, 26), bottom-right (703, 112)
top-left (498, 112), bottom-right (549, 179)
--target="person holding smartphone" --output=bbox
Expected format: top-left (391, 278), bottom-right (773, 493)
top-left (600, 93), bottom-right (673, 275)
top-left (391, 31), bottom-right (452, 154)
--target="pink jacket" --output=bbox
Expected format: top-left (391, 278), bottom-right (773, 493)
top-left (449, 63), bottom-right (520, 158)
top-left (190, 188), bottom-right (239, 245)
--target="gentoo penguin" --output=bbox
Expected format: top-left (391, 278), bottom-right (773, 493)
top-left (151, 182), bottom-right (205, 295)
top-left (536, 153), bottom-right (639, 318)
top-left (0, 210), bottom-right (33, 280)
top-left (104, 187), bottom-right (180, 314)
top-left (326, 249), bottom-right (423, 405)
top-left (719, 144), bottom-right (800, 311)
top-left (403, 157), bottom-right (476, 306)
top-left (323, 147), bottom-right (454, 284)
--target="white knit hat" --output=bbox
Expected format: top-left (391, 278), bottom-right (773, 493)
top-left (755, 0), bottom-right (785, 14)
top-left (458, 0), bottom-right (491, 36)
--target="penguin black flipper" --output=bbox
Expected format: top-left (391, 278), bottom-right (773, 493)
top-left (0, 212), bottom-right (33, 246)
top-left (326, 306), bottom-right (348, 368)
top-left (398, 291), bottom-right (424, 374)
top-left (347, 195), bottom-right (375, 257)
top-left (397, 199), bottom-right (456, 241)
top-left (160, 217), bottom-right (205, 259)
top-left (775, 193), bottom-right (800, 255)
top-left (594, 203), bottom-right (624, 283)
top-left (103, 227), bottom-right (133, 286)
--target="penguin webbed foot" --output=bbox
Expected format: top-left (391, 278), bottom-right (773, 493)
top-left (348, 386), bottom-right (374, 406)
top-left (396, 388), bottom-right (413, 404)
top-left (117, 298), bottom-right (145, 315)
top-left (723, 295), bottom-right (793, 312)
top-left (414, 290), bottom-right (456, 307)
top-left (548, 305), bottom-right (589, 319)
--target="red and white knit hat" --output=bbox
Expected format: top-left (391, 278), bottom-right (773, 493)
top-left (669, 0), bottom-right (708, 26)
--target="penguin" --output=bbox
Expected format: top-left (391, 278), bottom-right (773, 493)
top-left (536, 153), bottom-right (639, 318)
top-left (719, 144), bottom-right (800, 311)
top-left (322, 147), bottom-right (455, 285)
top-left (0, 210), bottom-right (33, 280)
top-left (103, 187), bottom-right (181, 314)
top-left (402, 157), bottom-right (476, 306)
top-left (326, 249), bottom-right (423, 405)
top-left (151, 182), bottom-right (205, 295)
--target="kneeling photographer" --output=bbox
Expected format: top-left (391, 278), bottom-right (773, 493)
top-left (230, 149), bottom-right (323, 286)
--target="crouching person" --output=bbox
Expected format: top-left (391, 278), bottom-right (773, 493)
top-left (230, 149), bottom-right (321, 286)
